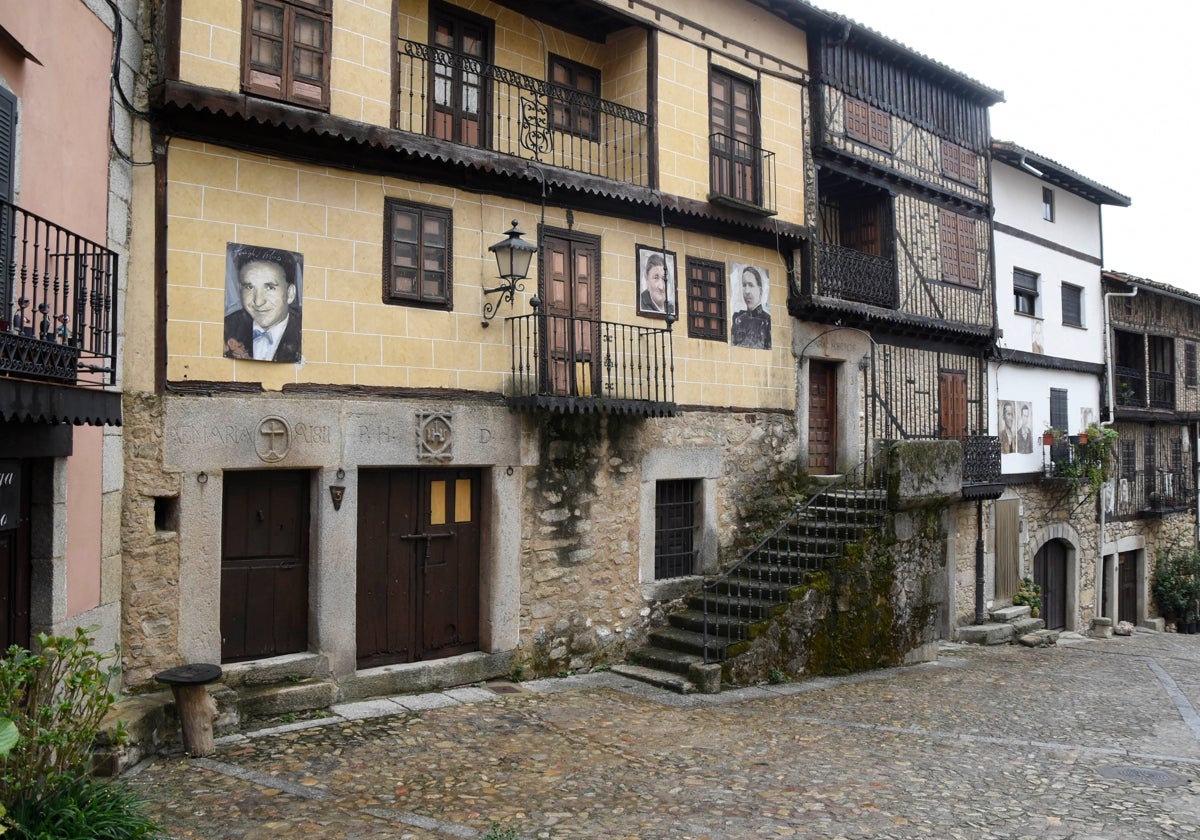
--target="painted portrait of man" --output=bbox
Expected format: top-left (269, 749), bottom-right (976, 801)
top-left (636, 246), bottom-right (676, 319)
top-left (730, 263), bottom-right (771, 349)
top-left (223, 243), bottom-right (304, 363)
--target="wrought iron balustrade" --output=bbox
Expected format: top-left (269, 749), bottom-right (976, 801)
top-left (1149, 370), bottom-right (1174, 409)
top-left (1, 198), bottom-right (118, 386)
top-left (396, 39), bottom-right (649, 186)
top-left (505, 311), bottom-right (675, 416)
top-left (1114, 366), bottom-right (1145, 407)
top-left (815, 242), bottom-right (898, 308)
top-left (708, 133), bottom-right (776, 214)
top-left (1113, 468), bottom-right (1193, 518)
top-left (961, 435), bottom-right (1001, 490)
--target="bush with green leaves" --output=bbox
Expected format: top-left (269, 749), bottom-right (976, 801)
top-left (1152, 547), bottom-right (1200, 625)
top-left (5, 775), bottom-right (160, 840)
top-left (0, 627), bottom-right (126, 806)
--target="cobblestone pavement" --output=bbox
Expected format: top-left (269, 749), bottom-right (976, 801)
top-left (126, 631), bottom-right (1200, 839)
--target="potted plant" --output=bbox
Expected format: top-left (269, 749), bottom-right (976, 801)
top-left (1152, 547), bottom-right (1200, 632)
top-left (1012, 576), bottom-right (1042, 618)
top-left (1042, 427), bottom-right (1058, 447)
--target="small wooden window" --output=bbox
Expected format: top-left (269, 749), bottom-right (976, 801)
top-left (1042, 187), bottom-right (1055, 222)
top-left (384, 199), bottom-right (452, 309)
top-left (941, 139), bottom-right (978, 186)
top-left (845, 96), bottom-right (890, 152)
top-left (939, 209), bottom-right (978, 287)
top-left (1014, 269), bottom-right (1038, 315)
top-left (242, 0), bottom-right (332, 109)
top-left (655, 479), bottom-right (697, 579)
top-left (548, 54), bottom-right (600, 140)
top-left (1185, 341), bottom-right (1197, 388)
top-left (1061, 283), bottom-right (1083, 327)
top-left (685, 257), bottom-right (726, 341)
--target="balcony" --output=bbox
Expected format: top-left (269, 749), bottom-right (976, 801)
top-left (1114, 366), bottom-right (1145, 408)
top-left (961, 435), bottom-right (1002, 499)
top-left (395, 40), bottom-right (649, 187)
top-left (815, 242), bottom-right (898, 308)
top-left (1113, 468), bottom-right (1193, 518)
top-left (1, 199), bottom-right (117, 387)
top-left (505, 311), bottom-right (675, 417)
top-left (708, 133), bottom-right (776, 215)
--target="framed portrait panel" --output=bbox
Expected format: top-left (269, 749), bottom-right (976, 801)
top-left (636, 245), bottom-right (677, 319)
top-left (223, 243), bottom-right (304, 363)
top-left (730, 262), bottom-right (771, 349)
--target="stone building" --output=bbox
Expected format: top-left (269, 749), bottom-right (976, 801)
top-left (121, 0), bottom-right (821, 706)
top-left (986, 142), bottom-right (1130, 633)
top-left (1102, 271), bottom-right (1200, 626)
top-left (0, 0), bottom-right (140, 656)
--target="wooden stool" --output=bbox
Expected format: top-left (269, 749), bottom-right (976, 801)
top-left (155, 663), bottom-right (222, 757)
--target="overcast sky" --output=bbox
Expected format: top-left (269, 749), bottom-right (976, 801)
top-left (816, 0), bottom-right (1198, 292)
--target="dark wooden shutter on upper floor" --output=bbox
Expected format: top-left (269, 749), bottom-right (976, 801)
top-left (0, 87), bottom-right (15, 311)
top-left (1061, 284), bottom-right (1082, 327)
top-left (1050, 388), bottom-right (1068, 432)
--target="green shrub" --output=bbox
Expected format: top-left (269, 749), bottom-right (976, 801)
top-left (1152, 547), bottom-right (1200, 624)
top-left (5, 775), bottom-right (161, 840)
top-left (0, 627), bottom-right (126, 807)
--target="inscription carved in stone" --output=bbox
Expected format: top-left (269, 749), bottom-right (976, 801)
top-left (416, 413), bottom-right (453, 462)
top-left (256, 415), bottom-right (291, 463)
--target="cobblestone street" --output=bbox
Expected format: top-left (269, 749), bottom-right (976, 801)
top-left (127, 631), bottom-right (1200, 839)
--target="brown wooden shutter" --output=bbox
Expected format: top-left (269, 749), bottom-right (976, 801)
top-left (957, 214), bottom-right (977, 286)
top-left (938, 370), bottom-right (968, 440)
top-left (939, 209), bottom-right (960, 284)
top-left (845, 97), bottom-right (869, 143)
top-left (941, 140), bottom-right (960, 180)
top-left (959, 148), bottom-right (978, 185)
top-left (868, 106), bottom-right (891, 150)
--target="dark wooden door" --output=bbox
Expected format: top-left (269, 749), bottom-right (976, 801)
top-left (221, 470), bottom-right (310, 662)
top-left (0, 460), bottom-right (31, 651)
top-left (542, 233), bottom-right (599, 397)
top-left (1118, 550), bottom-right (1138, 625)
top-left (1034, 540), bottom-right (1067, 630)
top-left (808, 361), bottom-right (837, 474)
top-left (710, 69), bottom-right (759, 205)
top-left (430, 6), bottom-right (489, 147)
top-left (939, 370), bottom-right (968, 440)
top-left (356, 468), bottom-right (480, 669)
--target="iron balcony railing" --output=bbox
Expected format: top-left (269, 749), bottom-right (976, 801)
top-left (505, 311), bottom-right (674, 415)
top-left (814, 242), bottom-right (898, 308)
top-left (396, 39), bottom-right (649, 186)
top-left (1114, 366), bottom-right (1146, 407)
top-left (1113, 468), bottom-right (1193, 518)
top-left (702, 450), bottom-right (888, 663)
top-left (708, 133), bottom-right (776, 215)
top-left (1149, 370), bottom-right (1174, 409)
top-left (961, 435), bottom-right (1001, 491)
top-left (0, 198), bottom-right (118, 386)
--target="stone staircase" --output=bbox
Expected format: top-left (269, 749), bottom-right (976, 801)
top-left (956, 605), bottom-right (1049, 646)
top-left (615, 483), bottom-right (887, 693)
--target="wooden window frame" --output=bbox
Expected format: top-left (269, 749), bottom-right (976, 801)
top-left (242, 0), bottom-right (332, 110)
top-left (1061, 282), bottom-right (1083, 327)
top-left (548, 54), bottom-right (601, 141)
top-left (1013, 269), bottom-right (1038, 316)
top-left (685, 257), bottom-right (727, 342)
top-left (940, 139), bottom-right (978, 186)
top-left (383, 199), bottom-right (453, 310)
top-left (939, 209), bottom-right (979, 288)
top-left (846, 95), bottom-right (891, 152)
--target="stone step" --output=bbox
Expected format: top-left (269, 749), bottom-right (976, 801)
top-left (648, 625), bottom-right (726, 659)
top-left (631, 644), bottom-right (705, 677)
top-left (667, 608), bottom-right (751, 640)
top-left (613, 661), bottom-right (695, 694)
top-left (687, 592), bottom-right (779, 620)
top-left (988, 605), bottom-right (1031, 624)
top-left (234, 677), bottom-right (339, 721)
top-left (956, 623), bottom-right (1016, 646)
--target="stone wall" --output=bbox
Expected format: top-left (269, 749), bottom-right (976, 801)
top-left (519, 409), bottom-right (799, 677)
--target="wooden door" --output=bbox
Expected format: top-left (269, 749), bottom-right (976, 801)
top-left (1034, 540), bottom-right (1067, 630)
top-left (430, 6), bottom-right (490, 147)
top-left (356, 468), bottom-right (480, 669)
top-left (1118, 550), bottom-right (1138, 625)
top-left (938, 370), bottom-right (968, 441)
top-left (221, 470), bottom-right (310, 662)
top-left (808, 361), bottom-right (837, 474)
top-left (710, 69), bottom-right (759, 205)
top-left (0, 459), bottom-right (31, 651)
top-left (542, 233), bottom-right (599, 397)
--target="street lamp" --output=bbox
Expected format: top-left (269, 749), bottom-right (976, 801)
top-left (482, 220), bottom-right (537, 326)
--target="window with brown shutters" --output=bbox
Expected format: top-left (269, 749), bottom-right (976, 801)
top-left (685, 258), bottom-right (726, 341)
top-left (939, 209), bottom-right (978, 287)
top-left (845, 96), bottom-right (890, 152)
top-left (243, 0), bottom-right (332, 109)
top-left (940, 139), bottom-right (978, 186)
top-left (383, 199), bottom-right (452, 309)
top-left (548, 54), bottom-right (600, 140)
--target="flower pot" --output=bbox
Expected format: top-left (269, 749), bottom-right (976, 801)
top-left (1042, 432), bottom-right (1055, 446)
top-left (1030, 607), bottom-right (1040, 618)
top-left (1077, 432), bottom-right (1088, 444)
top-left (1189, 620), bottom-right (1198, 635)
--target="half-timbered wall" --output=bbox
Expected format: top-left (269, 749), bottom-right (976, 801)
top-left (869, 343), bottom-right (986, 440)
top-left (1107, 283), bottom-right (1200, 418)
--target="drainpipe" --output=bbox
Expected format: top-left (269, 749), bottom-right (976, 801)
top-left (1100, 284), bottom-right (1138, 619)
top-left (974, 498), bottom-right (986, 624)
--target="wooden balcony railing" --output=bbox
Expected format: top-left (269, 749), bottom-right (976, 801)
top-left (505, 310), bottom-right (675, 417)
top-left (1, 198), bottom-right (118, 386)
top-left (395, 39), bottom-right (649, 186)
top-left (815, 242), bottom-right (898, 308)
